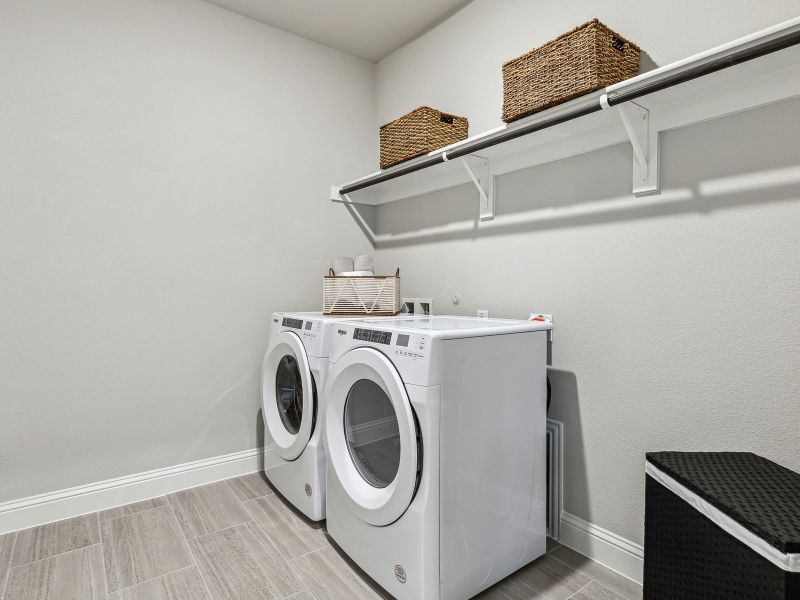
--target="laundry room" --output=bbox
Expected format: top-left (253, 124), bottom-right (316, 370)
top-left (2, 1), bottom-right (800, 599)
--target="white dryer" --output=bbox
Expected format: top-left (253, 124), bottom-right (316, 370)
top-left (324, 316), bottom-right (553, 600)
top-left (261, 311), bottom-right (344, 521)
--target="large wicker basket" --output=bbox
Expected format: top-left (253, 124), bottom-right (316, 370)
top-left (323, 268), bottom-right (401, 316)
top-left (379, 107), bottom-right (468, 169)
top-left (502, 19), bottom-right (640, 123)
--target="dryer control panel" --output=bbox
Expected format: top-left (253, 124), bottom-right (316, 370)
top-left (351, 327), bottom-right (427, 360)
top-left (330, 323), bottom-right (438, 385)
top-left (393, 333), bottom-right (427, 360)
top-left (353, 328), bottom-right (392, 345)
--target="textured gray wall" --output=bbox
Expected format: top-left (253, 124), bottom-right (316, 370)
top-left (372, 0), bottom-right (800, 544)
top-left (0, 0), bottom-right (375, 502)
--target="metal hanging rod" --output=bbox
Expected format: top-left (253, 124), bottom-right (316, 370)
top-left (338, 23), bottom-right (800, 197)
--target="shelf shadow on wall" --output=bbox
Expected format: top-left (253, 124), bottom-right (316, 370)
top-left (547, 368), bottom-right (592, 523)
top-left (364, 97), bottom-right (800, 248)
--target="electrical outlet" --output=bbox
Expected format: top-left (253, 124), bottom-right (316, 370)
top-left (477, 309), bottom-right (489, 318)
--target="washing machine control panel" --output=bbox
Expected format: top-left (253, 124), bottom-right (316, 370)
top-left (299, 319), bottom-right (320, 342)
top-left (278, 317), bottom-right (320, 342)
top-left (281, 317), bottom-right (304, 329)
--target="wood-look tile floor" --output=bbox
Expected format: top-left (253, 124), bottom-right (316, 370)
top-left (0, 473), bottom-right (642, 600)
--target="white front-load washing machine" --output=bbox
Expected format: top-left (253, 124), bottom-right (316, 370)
top-left (260, 311), bottom-right (344, 521)
top-left (261, 311), bottom-right (407, 521)
top-left (323, 316), bottom-right (552, 600)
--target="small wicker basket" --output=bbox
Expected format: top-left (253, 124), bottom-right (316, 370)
top-left (502, 19), bottom-right (640, 123)
top-left (380, 107), bottom-right (468, 170)
top-left (323, 268), bottom-right (401, 316)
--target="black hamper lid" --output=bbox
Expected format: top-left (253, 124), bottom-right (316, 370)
top-left (646, 452), bottom-right (800, 553)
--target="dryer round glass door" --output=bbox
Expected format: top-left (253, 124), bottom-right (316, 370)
top-left (261, 331), bottom-right (316, 461)
top-left (325, 347), bottom-right (420, 526)
top-left (344, 379), bottom-right (401, 488)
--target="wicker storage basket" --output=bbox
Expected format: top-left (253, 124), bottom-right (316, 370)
top-left (645, 452), bottom-right (800, 599)
top-left (379, 107), bottom-right (468, 169)
top-left (502, 19), bottom-right (640, 123)
top-left (323, 268), bottom-right (401, 316)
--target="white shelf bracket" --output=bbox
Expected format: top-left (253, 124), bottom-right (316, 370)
top-left (456, 155), bottom-right (495, 221)
top-left (330, 186), bottom-right (378, 245)
top-left (601, 95), bottom-right (660, 197)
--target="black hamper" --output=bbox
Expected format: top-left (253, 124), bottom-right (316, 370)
top-left (644, 452), bottom-right (800, 599)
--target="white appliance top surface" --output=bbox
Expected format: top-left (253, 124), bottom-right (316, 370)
top-left (345, 315), bottom-right (552, 337)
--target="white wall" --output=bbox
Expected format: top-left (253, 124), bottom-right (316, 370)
top-left (372, 0), bottom-right (800, 545)
top-left (0, 0), bottom-right (375, 503)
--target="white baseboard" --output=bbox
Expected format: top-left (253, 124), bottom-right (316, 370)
top-left (0, 447), bottom-right (272, 535)
top-left (559, 511), bottom-right (644, 584)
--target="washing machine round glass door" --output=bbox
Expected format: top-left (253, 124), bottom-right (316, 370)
top-left (261, 330), bottom-right (316, 461)
top-left (325, 347), bottom-right (420, 526)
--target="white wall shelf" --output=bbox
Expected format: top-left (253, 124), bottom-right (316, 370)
top-left (331, 17), bottom-right (800, 243)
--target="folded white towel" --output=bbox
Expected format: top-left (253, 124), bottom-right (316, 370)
top-left (354, 255), bottom-right (374, 273)
top-left (333, 256), bottom-right (354, 275)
